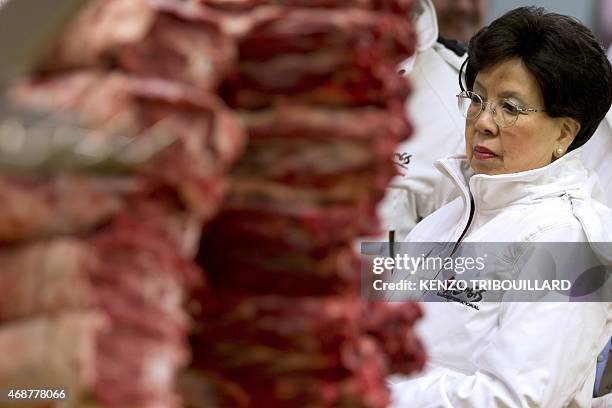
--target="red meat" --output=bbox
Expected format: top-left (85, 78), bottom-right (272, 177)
top-left (0, 175), bottom-right (137, 243)
top-left (220, 7), bottom-right (415, 108)
top-left (9, 71), bottom-right (245, 221)
top-left (0, 222), bottom-right (203, 408)
top-left (188, 336), bottom-right (391, 407)
top-left (0, 312), bottom-right (106, 403)
top-left (199, 243), bottom-right (359, 295)
top-left (43, 0), bottom-right (237, 90)
top-left (364, 302), bottom-right (427, 374)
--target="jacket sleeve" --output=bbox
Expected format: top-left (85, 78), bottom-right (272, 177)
top-left (593, 393), bottom-right (612, 408)
top-left (391, 301), bottom-right (611, 407)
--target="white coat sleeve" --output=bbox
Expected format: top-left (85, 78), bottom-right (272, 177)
top-left (593, 393), bottom-right (612, 408)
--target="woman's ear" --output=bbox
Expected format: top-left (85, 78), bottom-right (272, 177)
top-left (558, 117), bottom-right (581, 149)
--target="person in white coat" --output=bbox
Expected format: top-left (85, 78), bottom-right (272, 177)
top-left (377, 0), bottom-right (466, 244)
top-left (389, 7), bottom-right (612, 407)
top-left (582, 6), bottom-right (612, 208)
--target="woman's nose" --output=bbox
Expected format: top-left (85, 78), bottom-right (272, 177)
top-left (474, 103), bottom-right (498, 134)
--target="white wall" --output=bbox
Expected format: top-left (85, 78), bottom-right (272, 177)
top-left (487, 0), bottom-right (598, 31)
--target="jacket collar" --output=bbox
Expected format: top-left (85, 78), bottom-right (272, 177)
top-left (434, 148), bottom-right (594, 211)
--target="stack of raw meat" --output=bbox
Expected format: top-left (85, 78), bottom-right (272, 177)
top-left (0, 0), bottom-right (426, 406)
top-left (0, 0), bottom-right (244, 406)
top-left (192, 0), bottom-right (426, 406)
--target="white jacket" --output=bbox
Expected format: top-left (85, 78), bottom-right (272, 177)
top-left (390, 150), bottom-right (612, 407)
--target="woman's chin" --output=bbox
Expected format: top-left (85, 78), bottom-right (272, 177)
top-left (470, 157), bottom-right (504, 175)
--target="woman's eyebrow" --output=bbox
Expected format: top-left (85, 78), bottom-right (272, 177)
top-left (474, 80), bottom-right (528, 104)
top-left (473, 81), bottom-right (486, 95)
top-left (498, 90), bottom-right (527, 104)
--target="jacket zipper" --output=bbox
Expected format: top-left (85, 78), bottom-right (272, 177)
top-left (451, 197), bottom-right (474, 255)
top-left (435, 161), bottom-right (476, 254)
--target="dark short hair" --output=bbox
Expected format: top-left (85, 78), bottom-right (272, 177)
top-left (460, 6), bottom-right (612, 151)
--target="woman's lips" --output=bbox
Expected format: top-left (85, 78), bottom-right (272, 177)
top-left (473, 145), bottom-right (498, 160)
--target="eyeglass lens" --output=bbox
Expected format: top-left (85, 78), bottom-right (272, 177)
top-left (458, 92), bottom-right (519, 127)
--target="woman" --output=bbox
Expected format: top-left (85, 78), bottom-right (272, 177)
top-left (389, 7), bottom-right (612, 407)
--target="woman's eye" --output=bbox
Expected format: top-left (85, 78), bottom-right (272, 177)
top-left (502, 102), bottom-right (520, 115)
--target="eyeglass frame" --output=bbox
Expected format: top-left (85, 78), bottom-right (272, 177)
top-left (456, 90), bottom-right (546, 128)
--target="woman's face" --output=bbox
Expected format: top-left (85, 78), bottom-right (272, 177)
top-left (465, 58), bottom-right (577, 175)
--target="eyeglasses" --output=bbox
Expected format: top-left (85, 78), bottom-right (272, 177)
top-left (456, 91), bottom-right (545, 128)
